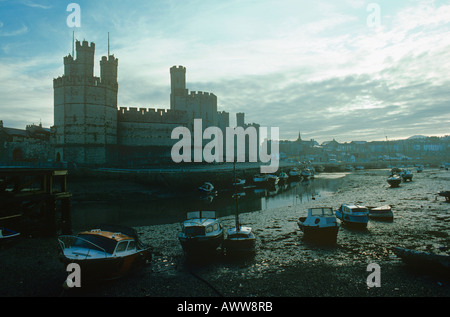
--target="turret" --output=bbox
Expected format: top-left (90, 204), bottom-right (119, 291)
top-left (74, 40), bottom-right (95, 78)
top-left (100, 54), bottom-right (118, 85)
top-left (170, 65), bottom-right (187, 109)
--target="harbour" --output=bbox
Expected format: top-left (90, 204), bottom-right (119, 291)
top-left (0, 167), bottom-right (448, 297)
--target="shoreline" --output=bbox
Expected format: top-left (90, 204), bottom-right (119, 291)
top-left (0, 169), bottom-right (449, 297)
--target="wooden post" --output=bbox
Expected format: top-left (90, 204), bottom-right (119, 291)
top-left (61, 198), bottom-right (72, 235)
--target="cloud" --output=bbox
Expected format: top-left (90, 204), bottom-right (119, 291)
top-left (21, 0), bottom-right (52, 9)
top-left (0, 24), bottom-right (28, 37)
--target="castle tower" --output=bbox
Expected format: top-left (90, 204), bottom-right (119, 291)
top-left (170, 65), bottom-right (187, 110)
top-left (53, 39), bottom-right (118, 165)
top-left (236, 112), bottom-right (245, 127)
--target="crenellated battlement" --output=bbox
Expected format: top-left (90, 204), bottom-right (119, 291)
top-left (188, 91), bottom-right (217, 101)
top-left (101, 55), bottom-right (118, 65)
top-left (53, 75), bottom-right (118, 89)
top-left (76, 40), bottom-right (95, 50)
top-left (118, 107), bottom-right (187, 124)
top-left (170, 65), bottom-right (186, 72)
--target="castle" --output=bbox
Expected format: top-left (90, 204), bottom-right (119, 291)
top-left (51, 40), bottom-right (246, 166)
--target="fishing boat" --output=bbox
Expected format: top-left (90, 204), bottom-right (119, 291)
top-left (335, 204), bottom-right (369, 227)
top-left (178, 211), bottom-right (224, 255)
top-left (224, 162), bottom-right (256, 254)
top-left (387, 174), bottom-right (401, 187)
top-left (198, 182), bottom-right (215, 194)
top-left (58, 225), bottom-right (152, 281)
top-left (393, 247), bottom-right (450, 273)
top-left (0, 227), bottom-right (20, 245)
top-left (368, 205), bottom-right (393, 221)
top-left (297, 207), bottom-right (339, 243)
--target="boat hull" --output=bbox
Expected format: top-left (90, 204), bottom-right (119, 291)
top-left (387, 178), bottom-right (401, 187)
top-left (298, 223), bottom-right (339, 243)
top-left (223, 237), bottom-right (256, 254)
top-left (0, 228), bottom-right (20, 246)
top-left (368, 206), bottom-right (393, 221)
top-left (59, 249), bottom-right (151, 281)
top-left (178, 232), bottom-right (224, 255)
top-left (335, 210), bottom-right (369, 227)
top-left (393, 247), bottom-right (450, 273)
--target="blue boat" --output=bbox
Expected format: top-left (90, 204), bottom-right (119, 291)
top-left (335, 204), bottom-right (369, 227)
top-left (0, 227), bottom-right (20, 245)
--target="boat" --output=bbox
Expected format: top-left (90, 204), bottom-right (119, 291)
top-left (253, 174), bottom-right (268, 187)
top-left (368, 205), bottom-right (393, 221)
top-left (224, 162), bottom-right (256, 254)
top-left (198, 182), bottom-right (215, 194)
top-left (233, 178), bottom-right (246, 187)
top-left (288, 168), bottom-right (300, 179)
top-left (58, 224), bottom-right (152, 281)
top-left (335, 204), bottom-right (369, 227)
top-left (278, 172), bottom-right (289, 182)
top-left (301, 168), bottom-right (311, 179)
top-left (0, 227), bottom-right (20, 245)
top-left (393, 247), bottom-right (450, 273)
top-left (178, 211), bottom-right (224, 255)
top-left (438, 191), bottom-right (450, 202)
top-left (267, 174), bottom-right (279, 186)
top-left (387, 174), bottom-right (401, 187)
top-left (400, 169), bottom-right (413, 182)
top-left (297, 207), bottom-right (339, 243)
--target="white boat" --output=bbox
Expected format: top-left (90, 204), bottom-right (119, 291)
top-left (297, 207), bottom-right (339, 243)
top-left (224, 162), bottom-right (256, 254)
top-left (58, 225), bottom-right (152, 281)
top-left (178, 211), bottom-right (224, 255)
top-left (368, 205), bottom-right (393, 221)
top-left (335, 204), bottom-right (369, 227)
top-left (198, 182), bottom-right (215, 193)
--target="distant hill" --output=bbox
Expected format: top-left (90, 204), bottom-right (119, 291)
top-left (407, 135), bottom-right (427, 140)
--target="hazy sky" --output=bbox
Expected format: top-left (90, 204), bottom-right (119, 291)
top-left (0, 0), bottom-right (449, 143)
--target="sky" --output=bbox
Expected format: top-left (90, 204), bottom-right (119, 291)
top-left (0, 0), bottom-right (449, 144)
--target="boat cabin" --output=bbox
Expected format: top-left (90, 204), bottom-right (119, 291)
top-left (60, 230), bottom-right (139, 259)
top-left (339, 204), bottom-right (369, 215)
top-left (181, 211), bottom-right (222, 237)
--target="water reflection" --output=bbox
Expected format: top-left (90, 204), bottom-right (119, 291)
top-left (71, 173), bottom-right (347, 231)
